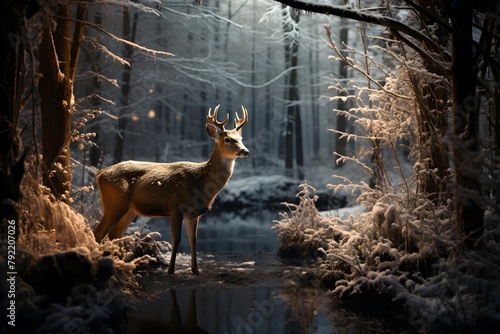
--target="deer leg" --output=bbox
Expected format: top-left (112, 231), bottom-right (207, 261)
top-left (185, 216), bottom-right (200, 275)
top-left (168, 210), bottom-right (182, 274)
top-left (108, 209), bottom-right (137, 240)
top-left (169, 290), bottom-right (182, 332)
top-left (94, 203), bottom-right (130, 242)
top-left (185, 289), bottom-right (200, 331)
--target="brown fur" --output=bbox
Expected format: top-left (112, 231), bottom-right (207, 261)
top-left (93, 106), bottom-right (249, 274)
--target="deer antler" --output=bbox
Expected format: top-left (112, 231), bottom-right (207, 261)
top-left (234, 106), bottom-right (248, 131)
top-left (207, 105), bottom-right (229, 131)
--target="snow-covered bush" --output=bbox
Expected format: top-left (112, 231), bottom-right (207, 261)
top-left (275, 10), bottom-right (500, 332)
top-left (274, 183), bottom-right (344, 259)
top-left (0, 163), bottom-right (173, 333)
top-left (400, 252), bottom-right (500, 333)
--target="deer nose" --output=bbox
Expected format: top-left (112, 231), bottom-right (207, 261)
top-left (238, 149), bottom-right (249, 157)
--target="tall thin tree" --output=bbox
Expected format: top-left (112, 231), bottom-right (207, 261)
top-left (39, 2), bottom-right (87, 202)
top-left (448, 0), bottom-right (483, 248)
top-left (0, 0), bottom-right (38, 235)
top-left (282, 5), bottom-right (303, 178)
top-left (334, 1), bottom-right (350, 168)
top-left (113, 4), bottom-right (139, 163)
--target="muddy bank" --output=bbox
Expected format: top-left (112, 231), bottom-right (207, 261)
top-left (135, 251), bottom-right (320, 290)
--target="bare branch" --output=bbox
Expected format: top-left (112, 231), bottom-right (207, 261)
top-left (88, 21), bottom-right (175, 58)
top-left (83, 37), bottom-right (130, 67)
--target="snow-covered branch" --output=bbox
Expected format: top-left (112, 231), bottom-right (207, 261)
top-left (274, 0), bottom-right (447, 68)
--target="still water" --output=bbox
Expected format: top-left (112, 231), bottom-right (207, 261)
top-left (147, 208), bottom-right (281, 253)
top-left (131, 286), bottom-right (335, 334)
top-left (129, 210), bottom-right (339, 334)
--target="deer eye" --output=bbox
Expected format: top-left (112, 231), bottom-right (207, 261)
top-left (224, 138), bottom-right (231, 143)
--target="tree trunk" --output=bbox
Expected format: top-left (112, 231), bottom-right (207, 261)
top-left (88, 10), bottom-right (104, 168)
top-left (282, 6), bottom-right (302, 178)
top-left (39, 3), bottom-right (87, 202)
top-left (309, 28), bottom-right (320, 157)
top-left (223, 2), bottom-right (233, 110)
top-left (283, 5), bottom-right (293, 176)
top-left (335, 13), bottom-right (349, 168)
top-left (295, 102), bottom-right (304, 179)
top-left (0, 0), bottom-right (37, 236)
top-left (265, 43), bottom-right (273, 154)
top-left (448, 0), bottom-right (483, 249)
top-left (251, 1), bottom-right (257, 168)
top-left (200, 88), bottom-right (208, 157)
top-left (290, 29), bottom-right (304, 179)
top-left (411, 0), bottom-right (450, 203)
top-left (113, 6), bottom-right (138, 163)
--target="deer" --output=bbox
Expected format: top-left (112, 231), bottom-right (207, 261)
top-left (93, 105), bottom-right (249, 274)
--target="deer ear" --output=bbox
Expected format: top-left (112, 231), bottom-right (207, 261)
top-left (206, 123), bottom-right (222, 139)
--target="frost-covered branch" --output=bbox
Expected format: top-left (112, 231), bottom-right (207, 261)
top-left (93, 0), bottom-right (163, 16)
top-left (53, 15), bottom-right (175, 59)
top-left (275, 0), bottom-right (446, 66)
top-left (325, 27), bottom-right (412, 101)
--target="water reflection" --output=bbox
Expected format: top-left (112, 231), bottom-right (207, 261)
top-left (133, 210), bottom-right (336, 333)
top-left (132, 289), bottom-right (206, 333)
top-left (147, 209), bottom-right (280, 253)
top-left (130, 286), bottom-right (334, 334)
top-left (131, 208), bottom-right (418, 334)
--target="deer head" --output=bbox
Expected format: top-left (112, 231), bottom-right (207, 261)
top-left (206, 105), bottom-right (249, 159)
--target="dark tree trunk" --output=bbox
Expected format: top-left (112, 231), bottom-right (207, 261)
top-left (448, 0), bottom-right (484, 249)
top-left (200, 89), bottom-right (208, 157)
top-left (265, 43), bottom-right (273, 155)
top-left (113, 6), bottom-right (138, 163)
top-left (88, 10), bottom-right (104, 168)
top-left (283, 6), bottom-right (302, 178)
top-left (223, 2), bottom-right (233, 110)
top-left (290, 38), bottom-right (304, 179)
top-left (309, 37), bottom-right (320, 156)
top-left (294, 102), bottom-right (304, 179)
top-left (39, 3), bottom-right (86, 202)
top-left (334, 0), bottom-right (350, 168)
top-left (251, 1), bottom-right (257, 169)
top-left (411, 0), bottom-right (451, 203)
top-left (0, 0), bottom-right (38, 236)
top-left (335, 17), bottom-right (349, 168)
top-left (283, 6), bottom-right (293, 176)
